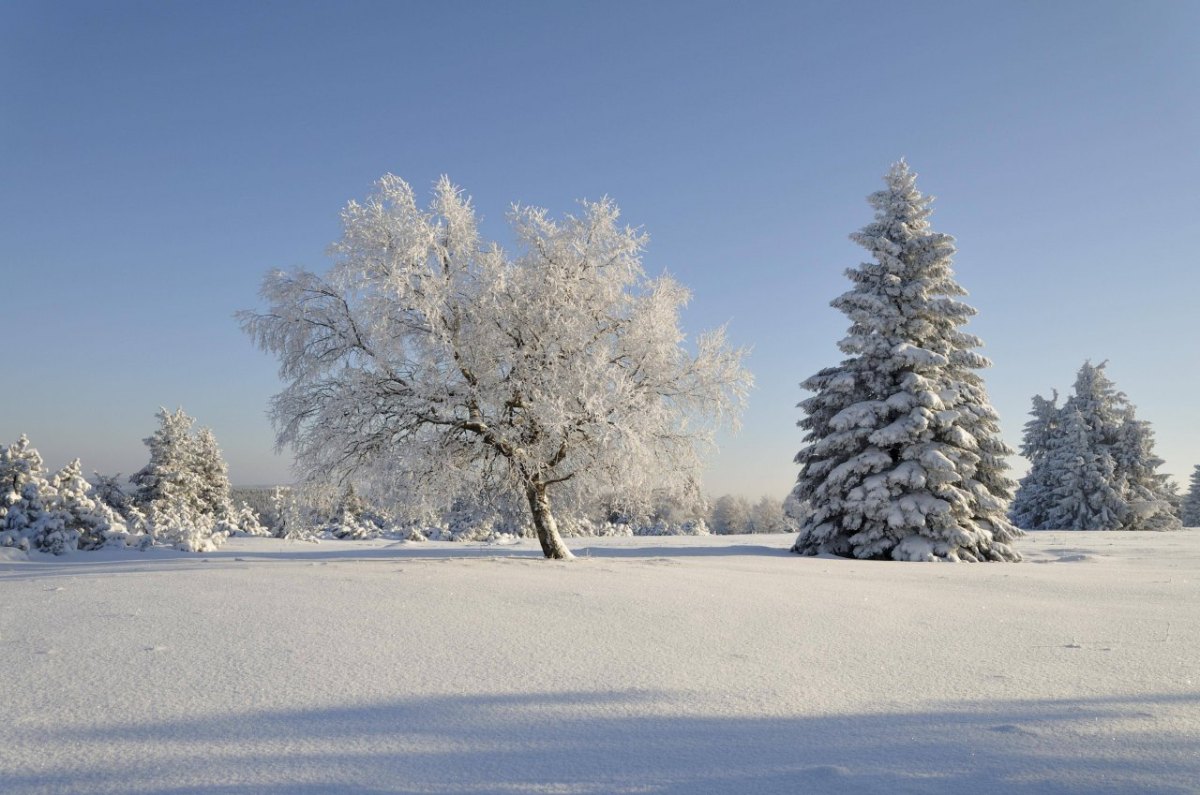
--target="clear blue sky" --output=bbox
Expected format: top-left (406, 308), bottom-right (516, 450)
top-left (2, 0), bottom-right (1198, 498)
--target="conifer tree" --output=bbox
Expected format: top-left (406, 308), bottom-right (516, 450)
top-left (130, 408), bottom-right (226, 550)
top-left (1112, 408), bottom-right (1181, 531)
top-left (193, 427), bottom-right (234, 520)
top-left (1182, 465), bottom-right (1200, 527)
top-left (1044, 409), bottom-right (1125, 531)
top-left (1064, 362), bottom-right (1126, 451)
top-left (1010, 392), bottom-right (1062, 529)
top-left (0, 436), bottom-right (60, 552)
top-left (328, 482), bottom-right (378, 539)
top-left (1013, 361), bottom-right (1179, 531)
top-left (49, 459), bottom-right (127, 551)
top-left (131, 408), bottom-right (203, 516)
top-left (791, 162), bottom-right (1020, 561)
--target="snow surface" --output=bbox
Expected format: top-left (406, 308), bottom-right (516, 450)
top-left (1, 531), bottom-right (1197, 794)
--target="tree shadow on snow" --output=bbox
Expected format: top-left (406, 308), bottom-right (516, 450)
top-left (4, 690), bottom-right (1197, 795)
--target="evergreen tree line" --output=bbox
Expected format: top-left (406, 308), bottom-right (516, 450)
top-left (788, 161), bottom-right (1195, 562)
top-left (0, 408), bottom-right (268, 555)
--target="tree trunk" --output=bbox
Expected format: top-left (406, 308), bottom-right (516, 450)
top-left (525, 482), bottom-right (574, 560)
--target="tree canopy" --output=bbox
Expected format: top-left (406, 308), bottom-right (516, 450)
top-left (241, 175), bottom-right (750, 558)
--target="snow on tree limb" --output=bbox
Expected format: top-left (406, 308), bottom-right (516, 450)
top-left (790, 161), bottom-right (1021, 562)
top-left (241, 174), bottom-right (751, 559)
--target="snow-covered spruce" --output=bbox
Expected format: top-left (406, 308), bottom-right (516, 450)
top-left (0, 439), bottom-right (131, 554)
top-left (49, 459), bottom-right (129, 552)
top-left (129, 408), bottom-right (237, 551)
top-left (0, 435), bottom-right (60, 553)
top-left (326, 483), bottom-right (382, 540)
top-left (241, 175), bottom-right (750, 559)
top-left (1013, 361), bottom-right (1181, 531)
top-left (790, 162), bottom-right (1020, 562)
top-left (1182, 466), bottom-right (1200, 528)
top-left (1008, 391), bottom-right (1062, 530)
top-left (1043, 408), bottom-right (1125, 531)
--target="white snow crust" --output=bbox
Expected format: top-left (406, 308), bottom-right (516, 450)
top-left (1, 531), bottom-right (1197, 793)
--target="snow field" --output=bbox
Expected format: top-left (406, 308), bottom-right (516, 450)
top-left (1, 531), bottom-right (1197, 793)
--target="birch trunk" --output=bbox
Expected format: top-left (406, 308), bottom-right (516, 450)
top-left (525, 482), bottom-right (574, 560)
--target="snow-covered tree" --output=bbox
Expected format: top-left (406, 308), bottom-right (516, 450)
top-left (647, 489), bottom-right (709, 535)
top-left (710, 494), bottom-right (753, 535)
top-left (241, 174), bottom-right (750, 558)
top-left (131, 408), bottom-right (203, 516)
top-left (1044, 409), bottom-right (1125, 531)
top-left (1182, 465), bottom-right (1200, 528)
top-left (1010, 391), bottom-right (1063, 529)
top-left (193, 427), bottom-right (234, 521)
top-left (327, 482), bottom-right (380, 539)
top-left (130, 408), bottom-right (227, 550)
top-left (790, 161), bottom-right (1021, 561)
top-left (267, 486), bottom-right (316, 542)
top-left (1112, 407), bottom-right (1180, 531)
top-left (1014, 362), bottom-right (1180, 531)
top-left (230, 502), bottom-right (269, 537)
top-left (49, 459), bottom-right (128, 551)
top-left (749, 495), bottom-right (791, 534)
top-left (0, 436), bottom-right (60, 552)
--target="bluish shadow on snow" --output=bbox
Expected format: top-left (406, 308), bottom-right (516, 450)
top-left (5, 690), bottom-right (1197, 795)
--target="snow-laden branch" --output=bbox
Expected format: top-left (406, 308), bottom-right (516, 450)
top-left (241, 175), bottom-right (751, 558)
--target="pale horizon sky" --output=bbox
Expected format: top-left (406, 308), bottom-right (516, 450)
top-left (2, 0), bottom-right (1198, 499)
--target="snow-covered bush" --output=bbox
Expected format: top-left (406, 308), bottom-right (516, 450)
top-left (790, 162), bottom-right (1021, 562)
top-left (267, 487), bottom-right (318, 542)
top-left (146, 502), bottom-right (224, 553)
top-left (91, 473), bottom-right (148, 533)
top-left (325, 483), bottom-right (385, 539)
top-left (228, 502), bottom-right (269, 537)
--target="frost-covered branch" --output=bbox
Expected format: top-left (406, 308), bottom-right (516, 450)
top-left (241, 175), bottom-right (750, 558)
